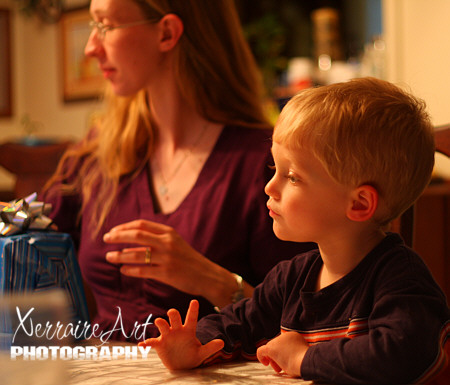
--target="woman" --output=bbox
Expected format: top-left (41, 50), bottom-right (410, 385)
top-left (42, 0), bottom-right (313, 341)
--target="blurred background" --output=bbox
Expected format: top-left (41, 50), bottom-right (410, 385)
top-left (0, 0), bottom-right (449, 308)
top-left (0, 0), bottom-right (449, 192)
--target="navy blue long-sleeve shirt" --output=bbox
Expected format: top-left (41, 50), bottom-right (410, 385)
top-left (197, 233), bottom-right (449, 384)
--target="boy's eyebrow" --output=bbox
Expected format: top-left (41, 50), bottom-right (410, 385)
top-left (269, 142), bottom-right (275, 157)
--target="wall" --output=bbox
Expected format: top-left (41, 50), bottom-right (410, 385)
top-left (0, 0), bottom-right (101, 189)
top-left (383, 0), bottom-right (450, 126)
top-left (382, 0), bottom-right (450, 179)
top-left (1, 0), bottom-right (449, 190)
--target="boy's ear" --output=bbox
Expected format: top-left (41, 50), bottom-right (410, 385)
top-left (158, 14), bottom-right (184, 52)
top-left (346, 185), bottom-right (379, 222)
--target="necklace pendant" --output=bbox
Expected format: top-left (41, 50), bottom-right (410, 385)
top-left (159, 184), bottom-right (168, 196)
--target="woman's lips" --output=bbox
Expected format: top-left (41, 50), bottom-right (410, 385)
top-left (100, 67), bottom-right (115, 79)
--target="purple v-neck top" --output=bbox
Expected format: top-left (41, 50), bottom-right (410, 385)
top-left (43, 126), bottom-right (314, 341)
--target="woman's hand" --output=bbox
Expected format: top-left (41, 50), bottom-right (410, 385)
top-left (103, 219), bottom-right (250, 307)
top-left (138, 300), bottom-right (224, 370)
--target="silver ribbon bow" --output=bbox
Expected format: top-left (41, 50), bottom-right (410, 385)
top-left (0, 192), bottom-right (54, 236)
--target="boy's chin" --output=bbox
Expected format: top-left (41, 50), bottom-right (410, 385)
top-left (273, 228), bottom-right (296, 242)
top-left (273, 227), bottom-right (311, 243)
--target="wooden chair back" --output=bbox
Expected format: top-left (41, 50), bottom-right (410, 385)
top-left (399, 124), bottom-right (450, 247)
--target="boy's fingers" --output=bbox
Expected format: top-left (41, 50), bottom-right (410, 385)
top-left (167, 308), bottom-right (183, 329)
top-left (184, 300), bottom-right (199, 330)
top-left (155, 317), bottom-right (170, 334)
top-left (257, 345), bottom-right (283, 373)
top-left (269, 359), bottom-right (282, 373)
top-left (256, 345), bottom-right (268, 364)
top-left (138, 337), bottom-right (160, 347)
top-left (256, 345), bottom-right (267, 361)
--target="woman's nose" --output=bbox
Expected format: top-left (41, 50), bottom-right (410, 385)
top-left (84, 31), bottom-right (103, 58)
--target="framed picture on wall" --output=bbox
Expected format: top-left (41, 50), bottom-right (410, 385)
top-left (63, 0), bottom-right (90, 11)
top-left (60, 8), bottom-right (105, 102)
top-left (0, 9), bottom-right (12, 116)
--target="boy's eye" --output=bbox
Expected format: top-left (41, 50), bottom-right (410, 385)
top-left (287, 172), bottom-right (299, 184)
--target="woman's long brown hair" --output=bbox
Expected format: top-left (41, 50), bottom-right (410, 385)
top-left (43, 0), bottom-right (270, 236)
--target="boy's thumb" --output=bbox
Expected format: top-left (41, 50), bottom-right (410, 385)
top-left (201, 338), bottom-right (225, 362)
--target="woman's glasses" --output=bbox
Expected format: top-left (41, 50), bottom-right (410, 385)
top-left (89, 19), bottom-right (158, 40)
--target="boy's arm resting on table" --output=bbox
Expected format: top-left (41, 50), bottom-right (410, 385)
top-left (194, 260), bottom-right (290, 365)
top-left (300, 276), bottom-right (450, 385)
top-left (143, 245), bottom-right (449, 383)
top-left (199, 247), bottom-right (449, 383)
top-left (142, 259), bottom-right (291, 370)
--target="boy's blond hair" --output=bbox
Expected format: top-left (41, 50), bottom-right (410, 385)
top-left (274, 77), bottom-right (435, 224)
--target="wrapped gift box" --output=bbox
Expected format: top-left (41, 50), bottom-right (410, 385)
top-left (0, 231), bottom-right (90, 327)
top-left (0, 193), bottom-right (89, 348)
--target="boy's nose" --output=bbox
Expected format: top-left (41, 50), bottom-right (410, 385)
top-left (265, 176), bottom-right (280, 200)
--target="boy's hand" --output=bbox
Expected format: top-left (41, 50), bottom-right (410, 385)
top-left (256, 331), bottom-right (309, 377)
top-left (138, 300), bottom-right (224, 370)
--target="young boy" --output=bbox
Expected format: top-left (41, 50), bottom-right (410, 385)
top-left (139, 78), bottom-right (450, 384)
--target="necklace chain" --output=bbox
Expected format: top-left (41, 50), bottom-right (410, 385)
top-left (155, 124), bottom-right (208, 197)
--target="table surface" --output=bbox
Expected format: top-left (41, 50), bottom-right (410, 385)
top-left (66, 349), bottom-right (313, 385)
top-left (2, 348), bottom-right (314, 385)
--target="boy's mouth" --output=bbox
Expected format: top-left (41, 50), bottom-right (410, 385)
top-left (267, 202), bottom-right (280, 217)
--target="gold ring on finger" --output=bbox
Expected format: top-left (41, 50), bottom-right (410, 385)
top-left (144, 248), bottom-right (151, 265)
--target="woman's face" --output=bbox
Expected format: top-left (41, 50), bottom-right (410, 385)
top-left (85, 0), bottom-right (163, 96)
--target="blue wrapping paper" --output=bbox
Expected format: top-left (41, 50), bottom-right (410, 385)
top-left (0, 232), bottom-right (90, 326)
